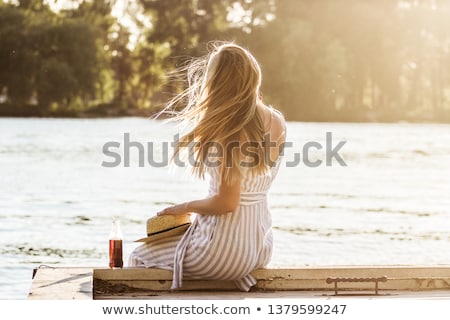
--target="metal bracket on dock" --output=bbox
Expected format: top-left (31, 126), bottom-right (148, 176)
top-left (326, 276), bottom-right (388, 296)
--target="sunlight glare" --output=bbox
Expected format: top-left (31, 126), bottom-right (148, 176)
top-left (43, 0), bottom-right (81, 12)
top-left (111, 0), bottom-right (151, 50)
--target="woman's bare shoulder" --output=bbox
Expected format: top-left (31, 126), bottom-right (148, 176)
top-left (267, 105), bottom-right (286, 140)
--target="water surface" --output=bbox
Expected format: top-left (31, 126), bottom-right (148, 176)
top-left (1, 118), bottom-right (449, 299)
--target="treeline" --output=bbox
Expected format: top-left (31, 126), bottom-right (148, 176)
top-left (1, 0), bottom-right (450, 122)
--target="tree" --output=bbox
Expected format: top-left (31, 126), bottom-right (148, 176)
top-left (62, 0), bottom-right (119, 105)
top-left (0, 4), bottom-right (35, 104)
top-left (0, 2), bottom-right (100, 110)
top-left (135, 0), bottom-right (269, 109)
top-left (33, 19), bottom-right (99, 107)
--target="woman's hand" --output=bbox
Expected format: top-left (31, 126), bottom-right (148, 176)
top-left (157, 202), bottom-right (190, 216)
top-left (157, 174), bottom-right (241, 217)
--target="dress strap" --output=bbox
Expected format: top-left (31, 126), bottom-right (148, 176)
top-left (265, 107), bottom-right (273, 135)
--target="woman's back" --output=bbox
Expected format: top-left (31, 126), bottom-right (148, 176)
top-left (177, 106), bottom-right (286, 290)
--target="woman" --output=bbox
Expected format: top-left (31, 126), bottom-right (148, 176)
top-left (128, 41), bottom-right (286, 291)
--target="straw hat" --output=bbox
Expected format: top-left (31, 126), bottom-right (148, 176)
top-left (135, 214), bottom-right (192, 243)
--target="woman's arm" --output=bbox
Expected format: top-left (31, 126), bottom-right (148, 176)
top-left (157, 178), bottom-right (240, 216)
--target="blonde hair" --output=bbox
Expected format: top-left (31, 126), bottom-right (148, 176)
top-left (162, 41), bottom-right (268, 185)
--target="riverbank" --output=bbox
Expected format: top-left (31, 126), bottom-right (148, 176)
top-left (1, 103), bottom-right (450, 123)
top-left (0, 103), bottom-right (158, 119)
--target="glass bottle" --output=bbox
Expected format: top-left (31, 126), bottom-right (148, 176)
top-left (109, 217), bottom-right (123, 269)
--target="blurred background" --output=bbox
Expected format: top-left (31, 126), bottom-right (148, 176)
top-left (1, 0), bottom-right (450, 122)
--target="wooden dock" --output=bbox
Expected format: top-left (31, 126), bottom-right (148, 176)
top-left (28, 265), bottom-right (450, 300)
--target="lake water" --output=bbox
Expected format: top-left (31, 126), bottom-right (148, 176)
top-left (1, 117), bottom-right (449, 300)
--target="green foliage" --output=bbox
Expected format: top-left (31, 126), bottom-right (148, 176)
top-left (1, 0), bottom-right (449, 122)
top-left (0, 1), bottom-right (99, 111)
top-left (34, 19), bottom-right (99, 106)
top-left (61, 0), bottom-right (117, 104)
top-left (37, 58), bottom-right (77, 106)
top-left (129, 41), bottom-right (171, 109)
top-left (0, 5), bottom-right (34, 104)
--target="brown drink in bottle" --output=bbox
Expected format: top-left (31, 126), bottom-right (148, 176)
top-left (109, 217), bottom-right (123, 268)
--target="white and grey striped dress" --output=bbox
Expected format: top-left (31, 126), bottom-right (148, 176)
top-left (128, 135), bottom-right (283, 292)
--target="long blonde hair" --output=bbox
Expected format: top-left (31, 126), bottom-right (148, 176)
top-left (162, 41), bottom-right (268, 185)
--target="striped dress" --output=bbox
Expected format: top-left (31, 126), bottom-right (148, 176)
top-left (128, 132), bottom-right (283, 292)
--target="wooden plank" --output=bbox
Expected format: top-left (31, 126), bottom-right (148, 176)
top-left (96, 289), bottom-right (450, 300)
top-left (92, 265), bottom-right (450, 299)
top-left (27, 266), bottom-right (450, 300)
top-left (255, 278), bottom-right (450, 291)
top-left (94, 265), bottom-right (450, 281)
top-left (28, 267), bottom-right (93, 300)
top-left (251, 266), bottom-right (450, 279)
top-left (94, 268), bottom-right (173, 281)
top-left (94, 276), bottom-right (450, 294)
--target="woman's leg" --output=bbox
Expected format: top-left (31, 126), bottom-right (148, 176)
top-left (126, 233), bottom-right (184, 269)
